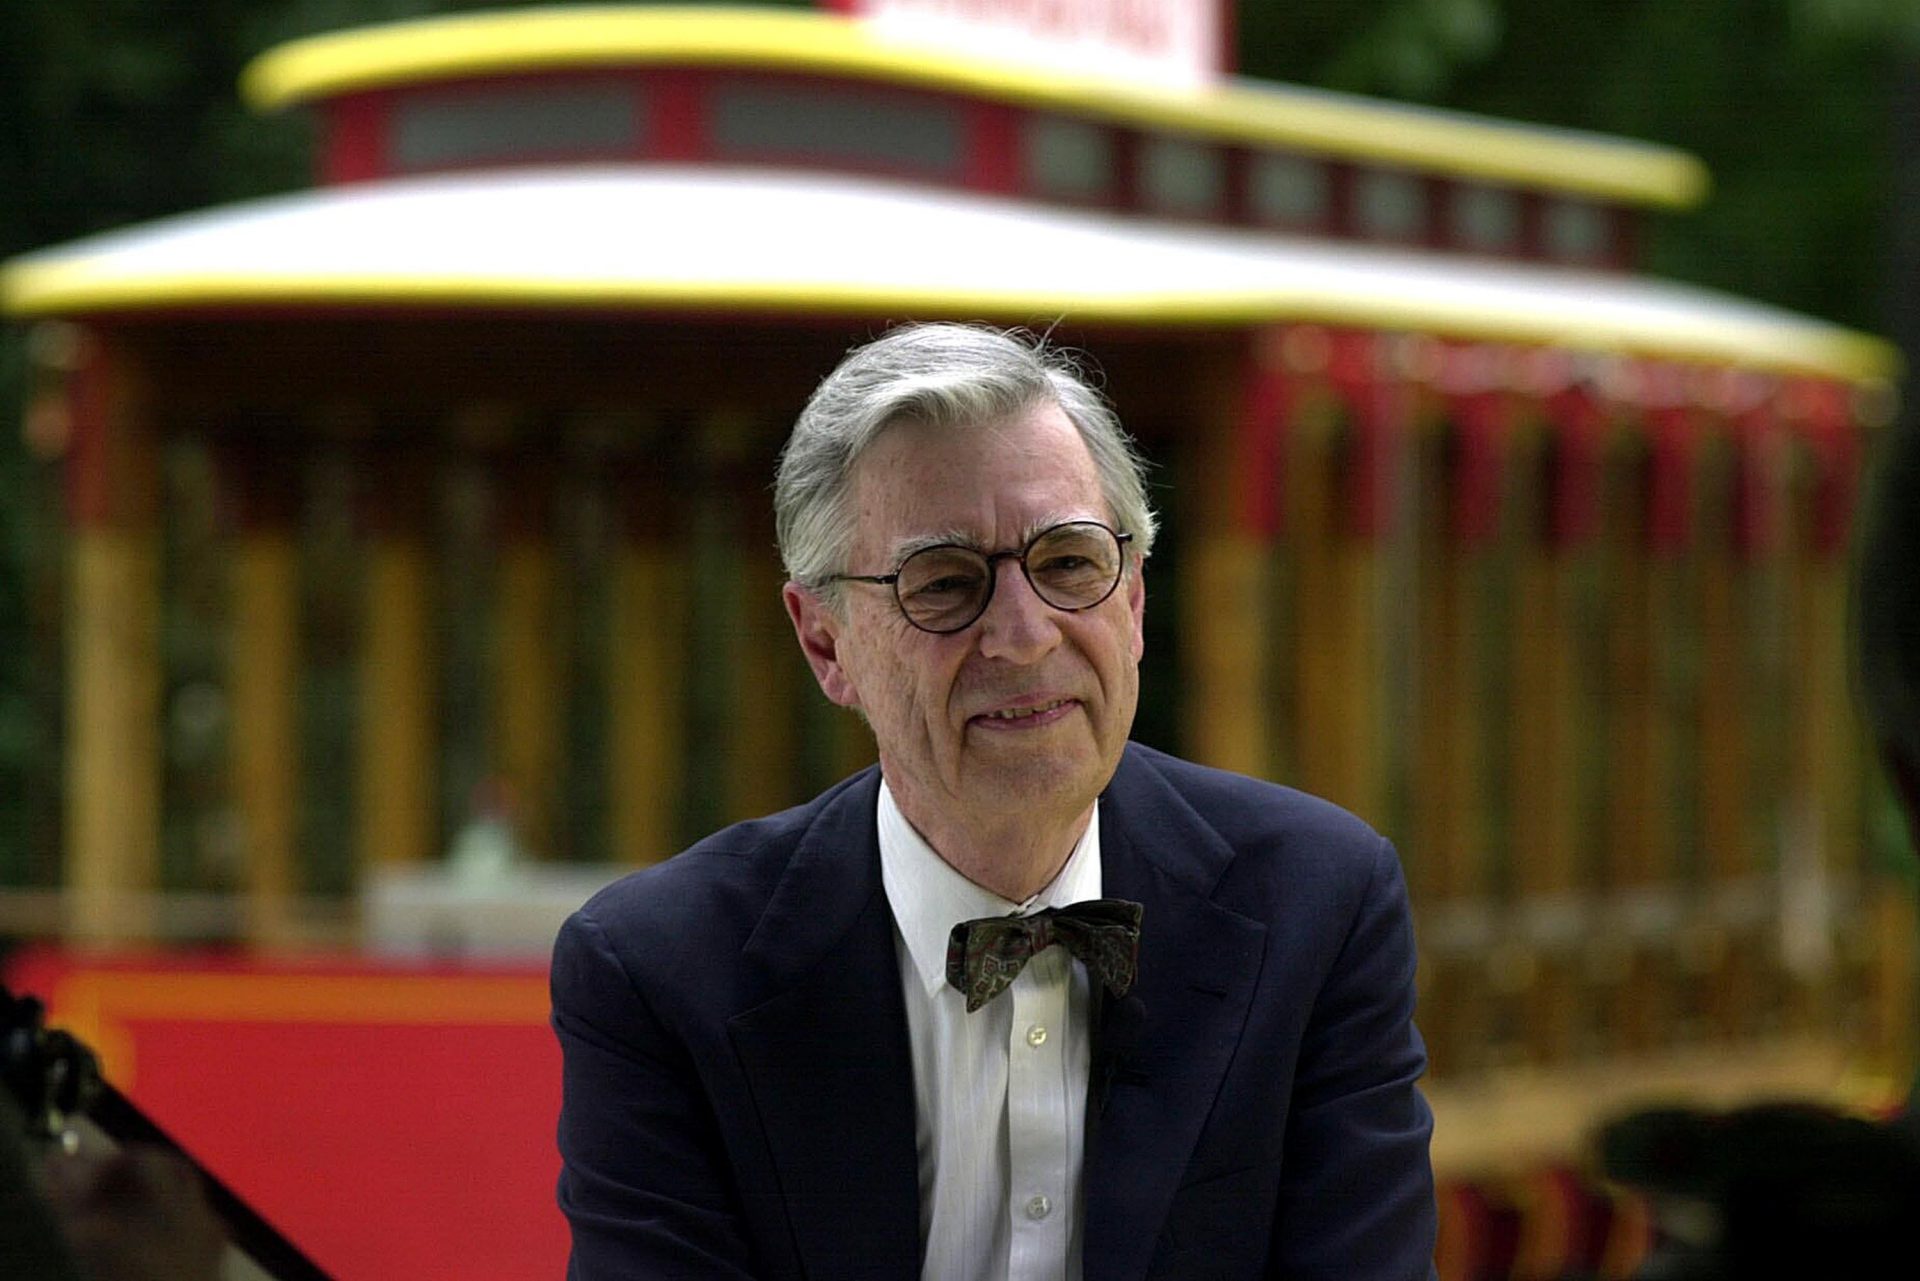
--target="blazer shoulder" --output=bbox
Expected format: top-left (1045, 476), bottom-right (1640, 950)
top-left (1121, 741), bottom-right (1385, 853)
top-left (566, 767), bottom-right (876, 968)
top-left (1111, 743), bottom-right (1402, 928)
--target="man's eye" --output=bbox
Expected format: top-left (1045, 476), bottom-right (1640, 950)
top-left (1034, 554), bottom-right (1110, 585)
top-left (907, 574), bottom-right (982, 598)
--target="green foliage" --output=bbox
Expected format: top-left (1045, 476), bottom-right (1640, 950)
top-left (1240, 0), bottom-right (1901, 334)
top-left (1284, 0), bottom-right (1503, 100)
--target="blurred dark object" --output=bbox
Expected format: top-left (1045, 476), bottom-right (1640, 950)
top-left (2, 982), bottom-right (334, 1280)
top-left (0, 1081), bottom-right (84, 1279)
top-left (41, 1142), bottom-right (226, 1281)
top-left (1599, 1102), bottom-right (1920, 1279)
top-left (1, 984), bottom-right (101, 1143)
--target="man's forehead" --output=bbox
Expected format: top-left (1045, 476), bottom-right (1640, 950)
top-left (851, 404), bottom-right (1097, 488)
top-left (843, 403), bottom-right (1108, 547)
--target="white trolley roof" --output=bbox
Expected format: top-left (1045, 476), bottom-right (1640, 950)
top-left (0, 165), bottom-right (1893, 381)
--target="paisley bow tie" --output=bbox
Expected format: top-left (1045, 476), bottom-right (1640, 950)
top-left (945, 899), bottom-right (1144, 1013)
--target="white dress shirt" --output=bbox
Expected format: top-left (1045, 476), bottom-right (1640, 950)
top-left (878, 781), bottom-right (1100, 1281)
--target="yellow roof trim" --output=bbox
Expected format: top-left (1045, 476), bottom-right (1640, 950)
top-left (241, 6), bottom-right (1708, 209)
top-left (3, 264), bottom-right (1890, 384)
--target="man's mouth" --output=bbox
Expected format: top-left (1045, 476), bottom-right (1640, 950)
top-left (976, 698), bottom-right (1075, 723)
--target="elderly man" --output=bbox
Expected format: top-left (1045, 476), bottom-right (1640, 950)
top-left (551, 323), bottom-right (1436, 1280)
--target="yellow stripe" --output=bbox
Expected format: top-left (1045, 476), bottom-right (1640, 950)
top-left (48, 968), bottom-right (550, 1086)
top-left (240, 7), bottom-right (1707, 208)
top-left (54, 969), bottom-right (551, 1026)
top-left (0, 262), bottom-right (1895, 382)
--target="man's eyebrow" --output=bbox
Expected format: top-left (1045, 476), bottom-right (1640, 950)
top-left (1021, 512), bottom-right (1096, 543)
top-left (884, 512), bottom-right (1102, 564)
top-left (888, 529), bottom-right (981, 563)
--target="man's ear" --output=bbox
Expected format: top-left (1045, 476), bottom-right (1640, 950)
top-left (784, 581), bottom-right (862, 709)
top-left (1126, 558), bottom-right (1146, 661)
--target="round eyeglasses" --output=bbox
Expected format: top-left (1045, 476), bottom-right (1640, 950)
top-left (823, 520), bottom-right (1134, 635)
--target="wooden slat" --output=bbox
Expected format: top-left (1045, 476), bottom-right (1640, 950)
top-left (1779, 439), bottom-right (1854, 1035)
top-left (1509, 422), bottom-right (1580, 1065)
top-left (65, 333), bottom-right (161, 943)
top-left (1693, 435), bottom-right (1758, 1040)
top-left (1290, 399), bottom-right (1379, 819)
top-left (607, 539), bottom-right (686, 865)
top-left (698, 412), bottom-right (799, 828)
top-left (357, 475), bottom-right (437, 870)
top-left (494, 536), bottom-right (562, 859)
top-left (1412, 420), bottom-right (1487, 1078)
top-left (1601, 433), bottom-right (1670, 1054)
top-left (231, 528), bottom-right (301, 942)
top-left (727, 526), bottom-right (802, 824)
top-left (1184, 534), bottom-right (1269, 777)
top-left (68, 532), bottom-right (163, 942)
top-left (1181, 349), bottom-right (1271, 780)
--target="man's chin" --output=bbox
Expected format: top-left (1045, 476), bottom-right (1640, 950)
top-left (962, 747), bottom-right (1108, 809)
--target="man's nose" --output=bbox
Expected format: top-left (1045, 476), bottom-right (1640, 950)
top-left (974, 558), bottom-right (1062, 661)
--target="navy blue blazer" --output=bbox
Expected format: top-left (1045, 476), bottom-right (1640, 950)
top-left (551, 743), bottom-right (1437, 1280)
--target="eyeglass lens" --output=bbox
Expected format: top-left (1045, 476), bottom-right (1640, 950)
top-left (894, 522), bottom-right (1123, 632)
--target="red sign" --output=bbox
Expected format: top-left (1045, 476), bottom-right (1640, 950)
top-left (833, 0), bottom-right (1227, 89)
top-left (6, 949), bottom-right (566, 1281)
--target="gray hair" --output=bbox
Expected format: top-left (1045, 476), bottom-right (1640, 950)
top-left (774, 323), bottom-right (1158, 598)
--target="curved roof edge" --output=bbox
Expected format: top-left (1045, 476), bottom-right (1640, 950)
top-left (8, 269), bottom-right (1892, 384)
top-left (0, 169), bottom-right (1881, 382)
top-left (240, 6), bottom-right (1709, 210)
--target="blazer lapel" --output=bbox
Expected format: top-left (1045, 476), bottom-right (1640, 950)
top-left (1083, 750), bottom-right (1269, 1281)
top-left (727, 771), bottom-right (922, 1281)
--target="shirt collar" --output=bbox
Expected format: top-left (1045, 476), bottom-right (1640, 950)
top-left (878, 779), bottom-right (1104, 999)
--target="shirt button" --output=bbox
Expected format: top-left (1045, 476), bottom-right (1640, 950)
top-left (1026, 1194), bottom-right (1052, 1221)
top-left (1026, 1023), bottom-right (1048, 1048)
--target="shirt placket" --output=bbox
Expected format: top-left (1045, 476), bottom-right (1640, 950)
top-left (1004, 946), bottom-right (1072, 1280)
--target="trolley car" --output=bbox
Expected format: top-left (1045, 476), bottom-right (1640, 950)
top-left (1, 6), bottom-right (1902, 1277)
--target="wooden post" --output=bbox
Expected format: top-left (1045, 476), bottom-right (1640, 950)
top-left (1288, 332), bottom-right (1390, 821)
top-left (223, 440), bottom-right (303, 944)
top-left (357, 450), bottom-right (437, 871)
top-left (734, 519), bottom-right (808, 821)
top-left (1732, 406), bottom-right (1796, 1036)
top-left (493, 452), bottom-right (562, 859)
top-left (1778, 394), bottom-right (1859, 1037)
top-left (1412, 410), bottom-right (1487, 1078)
top-left (1182, 343), bottom-right (1272, 780)
top-left (1602, 410), bottom-right (1676, 1056)
top-left (706, 412), bottom-right (800, 827)
top-left (1419, 363), bottom-right (1521, 1073)
top-left (608, 433), bottom-right (687, 865)
top-left (64, 328), bottom-right (162, 944)
top-left (1695, 431), bottom-right (1755, 1040)
top-left (1295, 447), bottom-right (1376, 813)
top-left (1509, 418), bottom-right (1583, 1065)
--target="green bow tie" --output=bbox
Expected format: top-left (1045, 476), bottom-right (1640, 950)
top-left (945, 899), bottom-right (1144, 1013)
